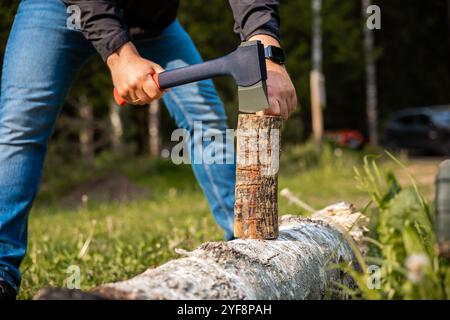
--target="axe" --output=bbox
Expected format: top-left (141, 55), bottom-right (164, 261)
top-left (113, 40), bottom-right (269, 113)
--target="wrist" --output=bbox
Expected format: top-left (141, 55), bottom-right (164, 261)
top-left (248, 35), bottom-right (285, 71)
top-left (248, 34), bottom-right (281, 48)
top-left (106, 42), bottom-right (138, 69)
top-left (266, 59), bottom-right (286, 73)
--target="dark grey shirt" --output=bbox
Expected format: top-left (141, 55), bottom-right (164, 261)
top-left (62, 0), bottom-right (280, 62)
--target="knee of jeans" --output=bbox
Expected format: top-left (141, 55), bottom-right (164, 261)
top-left (0, 108), bottom-right (55, 147)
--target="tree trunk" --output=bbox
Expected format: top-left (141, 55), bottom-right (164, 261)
top-left (148, 99), bottom-right (161, 158)
top-left (109, 101), bottom-right (123, 152)
top-left (234, 114), bottom-right (282, 239)
top-left (34, 203), bottom-right (366, 300)
top-left (311, 0), bottom-right (326, 155)
top-left (310, 70), bottom-right (325, 155)
top-left (362, 0), bottom-right (379, 146)
top-left (79, 96), bottom-right (94, 166)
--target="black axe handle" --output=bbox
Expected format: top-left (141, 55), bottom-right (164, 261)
top-left (113, 57), bottom-right (231, 106)
top-left (157, 56), bottom-right (231, 90)
top-left (113, 41), bottom-right (266, 106)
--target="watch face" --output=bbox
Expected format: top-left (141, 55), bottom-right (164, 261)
top-left (266, 46), bottom-right (285, 64)
top-left (271, 46), bottom-right (285, 63)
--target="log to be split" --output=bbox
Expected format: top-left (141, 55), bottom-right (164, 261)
top-left (234, 114), bottom-right (283, 240)
top-left (35, 203), bottom-right (366, 300)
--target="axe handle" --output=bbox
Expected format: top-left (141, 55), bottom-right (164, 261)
top-left (113, 55), bottom-right (232, 106)
top-left (158, 56), bottom-right (231, 89)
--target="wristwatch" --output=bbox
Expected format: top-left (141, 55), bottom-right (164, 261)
top-left (264, 45), bottom-right (285, 65)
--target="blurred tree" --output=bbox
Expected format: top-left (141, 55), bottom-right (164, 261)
top-left (148, 100), bottom-right (161, 158)
top-left (310, 0), bottom-right (326, 154)
top-left (109, 101), bottom-right (124, 152)
top-left (78, 95), bottom-right (95, 167)
top-left (362, 0), bottom-right (379, 146)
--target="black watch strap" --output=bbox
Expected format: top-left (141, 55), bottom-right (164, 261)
top-left (264, 45), bottom-right (285, 65)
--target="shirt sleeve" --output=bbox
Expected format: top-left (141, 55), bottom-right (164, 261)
top-left (62, 0), bottom-right (131, 62)
top-left (228, 0), bottom-right (280, 42)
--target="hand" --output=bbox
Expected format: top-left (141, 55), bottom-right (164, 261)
top-left (107, 42), bottom-right (164, 105)
top-left (248, 35), bottom-right (297, 121)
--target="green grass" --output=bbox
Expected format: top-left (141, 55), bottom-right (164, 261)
top-left (22, 157), bottom-right (223, 299)
top-left (18, 144), bottom-right (433, 299)
top-left (340, 153), bottom-right (450, 299)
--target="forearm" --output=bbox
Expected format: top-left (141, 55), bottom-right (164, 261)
top-left (228, 0), bottom-right (280, 42)
top-left (62, 0), bottom-right (130, 62)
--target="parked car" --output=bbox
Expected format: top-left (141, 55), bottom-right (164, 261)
top-left (383, 106), bottom-right (450, 155)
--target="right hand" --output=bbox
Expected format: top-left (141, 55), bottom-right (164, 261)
top-left (107, 42), bottom-right (164, 105)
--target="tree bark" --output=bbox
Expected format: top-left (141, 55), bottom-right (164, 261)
top-left (362, 0), bottom-right (379, 146)
top-left (311, 0), bottom-right (326, 155)
top-left (34, 203), bottom-right (365, 300)
top-left (234, 115), bottom-right (282, 240)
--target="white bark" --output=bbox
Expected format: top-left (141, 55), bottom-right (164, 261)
top-left (35, 203), bottom-right (365, 300)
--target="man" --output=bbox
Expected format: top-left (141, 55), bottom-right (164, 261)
top-left (0, 0), bottom-right (296, 299)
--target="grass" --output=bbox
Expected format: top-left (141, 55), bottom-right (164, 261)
top-left (340, 153), bottom-right (450, 299)
top-left (18, 143), bottom-right (436, 299)
top-left (22, 158), bottom-right (222, 299)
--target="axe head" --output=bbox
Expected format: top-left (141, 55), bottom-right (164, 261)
top-left (231, 41), bottom-right (269, 113)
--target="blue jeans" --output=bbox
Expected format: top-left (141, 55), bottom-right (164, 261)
top-left (0, 0), bottom-right (236, 291)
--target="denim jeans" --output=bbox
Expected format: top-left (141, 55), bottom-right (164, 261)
top-left (0, 0), bottom-right (236, 291)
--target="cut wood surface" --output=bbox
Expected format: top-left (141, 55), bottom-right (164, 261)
top-left (234, 114), bottom-right (282, 239)
top-left (35, 202), bottom-right (366, 300)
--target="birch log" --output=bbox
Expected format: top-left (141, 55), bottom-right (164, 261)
top-left (35, 203), bottom-right (365, 300)
top-left (234, 114), bottom-right (282, 239)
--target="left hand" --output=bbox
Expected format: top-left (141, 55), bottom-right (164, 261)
top-left (249, 35), bottom-right (297, 121)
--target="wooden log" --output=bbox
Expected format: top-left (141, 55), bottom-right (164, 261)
top-left (234, 114), bottom-right (282, 239)
top-left (34, 203), bottom-right (366, 300)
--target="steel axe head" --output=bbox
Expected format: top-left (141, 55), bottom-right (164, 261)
top-left (230, 41), bottom-right (269, 113)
